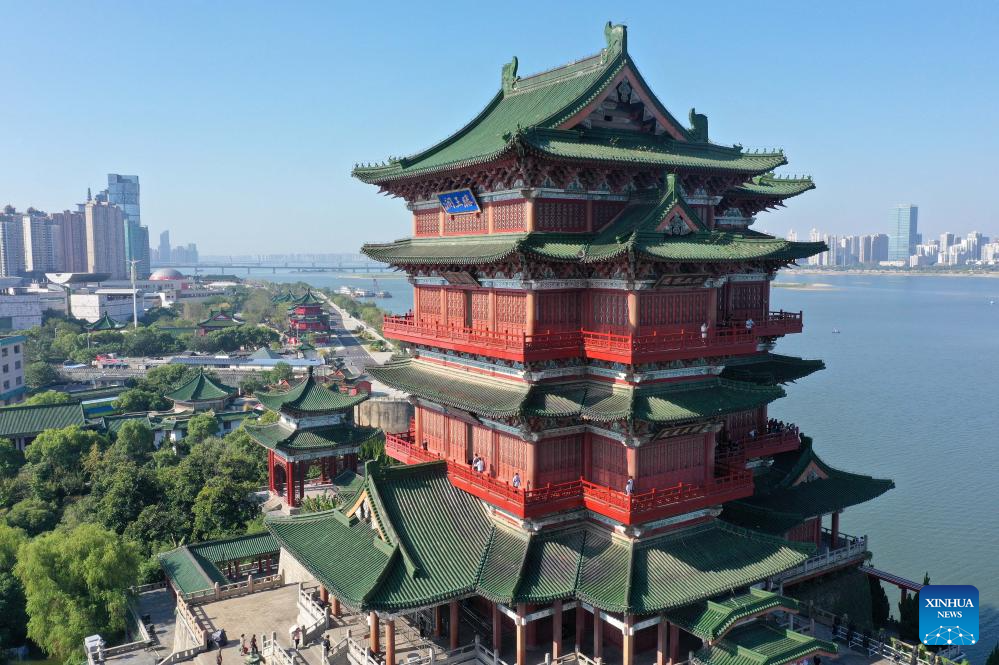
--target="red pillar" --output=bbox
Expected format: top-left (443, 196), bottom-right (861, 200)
top-left (492, 602), bottom-right (502, 653)
top-left (369, 612), bottom-right (380, 653)
top-left (657, 618), bottom-right (668, 665)
top-left (331, 596), bottom-right (341, 618)
top-left (669, 623), bottom-right (680, 665)
top-left (286, 461), bottom-right (297, 507)
top-left (575, 605), bottom-right (585, 651)
top-left (433, 605), bottom-right (442, 638)
top-left (385, 619), bottom-right (396, 665)
top-left (622, 614), bottom-right (635, 665)
top-left (593, 610), bottom-right (603, 660)
top-left (552, 600), bottom-right (563, 659)
top-left (450, 600), bottom-right (459, 650)
top-left (831, 511), bottom-right (841, 550)
top-left (516, 604), bottom-right (527, 665)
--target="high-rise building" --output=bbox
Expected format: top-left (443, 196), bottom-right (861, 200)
top-left (81, 195), bottom-right (127, 279)
top-left (106, 174), bottom-right (150, 277)
top-left (21, 211), bottom-right (59, 273)
top-left (888, 204), bottom-right (918, 262)
top-left (0, 207), bottom-right (25, 278)
top-left (871, 233), bottom-right (889, 263)
top-left (50, 210), bottom-right (88, 272)
top-left (158, 230), bottom-right (171, 264)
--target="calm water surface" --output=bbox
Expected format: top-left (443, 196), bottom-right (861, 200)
top-left (271, 269), bottom-right (999, 658)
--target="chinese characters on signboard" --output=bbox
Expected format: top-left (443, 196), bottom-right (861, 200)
top-left (437, 189), bottom-right (480, 215)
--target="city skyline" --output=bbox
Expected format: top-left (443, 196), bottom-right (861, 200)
top-left (2, 1), bottom-right (998, 253)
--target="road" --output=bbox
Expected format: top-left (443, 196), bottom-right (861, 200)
top-left (325, 301), bottom-right (381, 376)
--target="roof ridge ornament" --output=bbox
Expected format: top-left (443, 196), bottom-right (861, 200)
top-left (604, 22), bottom-right (628, 58)
top-left (501, 56), bottom-right (519, 93)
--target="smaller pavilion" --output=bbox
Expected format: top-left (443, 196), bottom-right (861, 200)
top-left (84, 312), bottom-right (127, 332)
top-left (196, 309), bottom-right (243, 336)
top-left (286, 289), bottom-right (332, 344)
top-left (164, 369), bottom-right (237, 412)
top-left (246, 368), bottom-right (379, 510)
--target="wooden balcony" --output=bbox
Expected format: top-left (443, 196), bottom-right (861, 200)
top-left (581, 327), bottom-right (758, 364)
top-left (754, 310), bottom-right (803, 337)
top-left (716, 426), bottom-right (801, 463)
top-left (382, 315), bottom-right (581, 362)
top-left (384, 432), bottom-right (754, 525)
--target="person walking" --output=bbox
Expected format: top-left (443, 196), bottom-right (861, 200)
top-left (216, 650), bottom-right (223, 665)
top-left (322, 635), bottom-right (331, 661)
top-left (745, 317), bottom-right (755, 332)
top-left (292, 627), bottom-right (301, 650)
top-left (240, 634), bottom-right (247, 656)
top-left (250, 635), bottom-right (258, 655)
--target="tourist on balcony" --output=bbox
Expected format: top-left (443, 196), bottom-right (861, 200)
top-left (512, 472), bottom-right (522, 489)
top-left (749, 428), bottom-right (757, 439)
top-left (745, 317), bottom-right (755, 332)
top-left (472, 454), bottom-right (485, 473)
top-left (625, 476), bottom-right (634, 495)
top-left (700, 322), bottom-right (708, 340)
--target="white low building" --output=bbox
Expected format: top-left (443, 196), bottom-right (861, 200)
top-left (0, 289), bottom-right (43, 330)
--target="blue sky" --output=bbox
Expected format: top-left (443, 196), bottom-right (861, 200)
top-left (2, 1), bottom-right (997, 254)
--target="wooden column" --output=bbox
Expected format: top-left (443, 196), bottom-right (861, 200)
top-left (582, 433), bottom-right (593, 481)
top-left (575, 604), bottom-right (585, 651)
top-left (669, 622), bottom-right (680, 664)
top-left (593, 610), bottom-right (603, 661)
top-left (627, 291), bottom-right (639, 334)
top-left (657, 618), bottom-right (668, 665)
top-left (524, 440), bottom-right (538, 490)
top-left (622, 614), bottom-right (635, 665)
top-left (524, 197), bottom-right (536, 232)
top-left (433, 605), bottom-right (443, 638)
top-left (385, 618), bottom-right (396, 665)
top-left (492, 602), bottom-right (502, 653)
top-left (286, 461), bottom-right (297, 507)
top-left (525, 291), bottom-right (536, 336)
top-left (487, 203), bottom-right (495, 234)
top-left (585, 200), bottom-right (594, 232)
top-left (369, 612), bottom-right (380, 653)
top-left (450, 599), bottom-right (459, 650)
top-left (331, 595), bottom-right (341, 618)
top-left (516, 604), bottom-right (527, 665)
top-left (831, 511), bottom-right (841, 550)
top-left (552, 600), bottom-right (563, 659)
top-left (707, 287), bottom-right (719, 328)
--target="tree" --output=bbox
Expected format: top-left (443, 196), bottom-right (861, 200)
top-left (119, 327), bottom-right (182, 358)
top-left (22, 390), bottom-right (73, 406)
top-left (985, 642), bottom-right (999, 665)
top-left (5, 497), bottom-right (59, 535)
top-left (869, 575), bottom-right (891, 628)
top-left (898, 573), bottom-right (929, 642)
top-left (0, 524), bottom-right (27, 647)
top-left (269, 361), bottom-right (294, 383)
top-left (25, 362), bottom-right (60, 389)
top-left (92, 461), bottom-right (160, 534)
top-left (0, 439), bottom-right (25, 478)
top-left (191, 476), bottom-right (257, 541)
top-left (185, 412), bottom-right (219, 444)
top-left (106, 421), bottom-right (155, 463)
top-left (113, 388), bottom-right (168, 413)
top-left (15, 524), bottom-right (140, 660)
top-left (23, 426), bottom-right (106, 504)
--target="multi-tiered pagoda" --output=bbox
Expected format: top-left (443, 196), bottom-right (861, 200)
top-left (266, 24), bottom-right (892, 665)
top-left (285, 288), bottom-right (333, 345)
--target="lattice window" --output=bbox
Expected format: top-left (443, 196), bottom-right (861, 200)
top-left (726, 408), bottom-right (761, 440)
top-left (445, 290), bottom-right (466, 326)
top-left (445, 417), bottom-right (469, 462)
top-left (414, 209), bottom-right (439, 236)
top-left (497, 433), bottom-right (527, 482)
top-left (421, 408), bottom-right (446, 456)
top-left (535, 200), bottom-right (587, 232)
top-left (639, 291), bottom-right (708, 328)
top-left (589, 292), bottom-right (628, 332)
top-left (495, 293), bottom-right (526, 333)
top-left (471, 291), bottom-right (490, 327)
top-left (443, 212), bottom-right (487, 235)
top-left (537, 291), bottom-right (581, 330)
top-left (472, 426), bottom-right (493, 469)
top-left (492, 201), bottom-right (525, 232)
top-left (538, 436), bottom-right (582, 484)
top-left (590, 435), bottom-right (627, 489)
top-left (593, 201), bottom-right (626, 230)
top-left (731, 283), bottom-right (768, 317)
top-left (638, 436), bottom-right (703, 474)
top-left (416, 287), bottom-right (441, 323)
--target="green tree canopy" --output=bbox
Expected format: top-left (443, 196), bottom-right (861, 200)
top-left (15, 524), bottom-right (140, 660)
top-left (0, 524), bottom-right (28, 647)
top-left (185, 411), bottom-right (219, 444)
top-left (191, 476), bottom-right (257, 541)
top-left (113, 388), bottom-right (168, 413)
top-left (0, 439), bottom-right (25, 479)
top-left (22, 390), bottom-right (73, 406)
top-left (106, 421), bottom-right (155, 464)
top-left (25, 362), bottom-right (60, 390)
top-left (92, 461), bottom-right (160, 534)
top-left (23, 427), bottom-right (106, 504)
top-left (5, 497), bottom-right (59, 536)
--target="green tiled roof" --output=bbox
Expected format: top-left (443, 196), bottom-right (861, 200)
top-left (197, 310), bottom-right (242, 328)
top-left (245, 422), bottom-right (381, 454)
top-left (722, 438), bottom-right (894, 534)
top-left (667, 589), bottom-right (800, 642)
top-left (290, 289), bottom-right (324, 307)
top-left (102, 413), bottom-right (153, 435)
top-left (352, 25), bottom-right (795, 185)
top-left (693, 623), bottom-right (837, 665)
top-left (189, 532), bottom-right (279, 563)
top-left (0, 402), bottom-right (88, 438)
top-left (268, 461), bottom-right (812, 613)
top-left (368, 359), bottom-right (529, 418)
top-left (256, 372), bottom-right (368, 413)
top-left (158, 547), bottom-right (228, 597)
top-left (722, 354), bottom-right (825, 386)
top-left (165, 369), bottom-right (235, 402)
top-left (725, 174), bottom-right (815, 201)
top-left (332, 469), bottom-right (366, 507)
top-left (250, 347), bottom-right (284, 360)
top-left (528, 379), bottom-right (785, 424)
top-left (85, 312), bottom-right (126, 331)
top-left (362, 234), bottom-right (529, 266)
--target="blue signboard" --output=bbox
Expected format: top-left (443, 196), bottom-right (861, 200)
top-left (437, 189), bottom-right (480, 215)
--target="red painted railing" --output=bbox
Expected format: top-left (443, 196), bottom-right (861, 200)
top-left (382, 315), bottom-right (581, 362)
top-left (753, 310), bottom-right (803, 337)
top-left (581, 326), bottom-right (757, 363)
top-left (716, 425), bottom-right (801, 463)
top-left (384, 432), bottom-right (754, 524)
